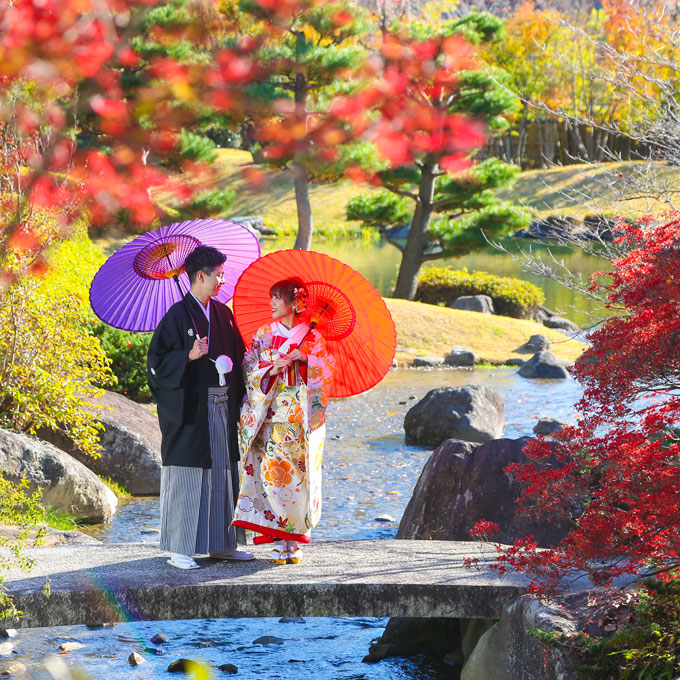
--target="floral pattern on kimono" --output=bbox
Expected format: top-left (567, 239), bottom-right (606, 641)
top-left (232, 321), bottom-right (334, 543)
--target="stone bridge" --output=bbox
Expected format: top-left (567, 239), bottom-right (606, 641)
top-left (5, 540), bottom-right (538, 628)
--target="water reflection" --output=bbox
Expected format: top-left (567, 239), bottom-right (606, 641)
top-left (266, 237), bottom-right (607, 326)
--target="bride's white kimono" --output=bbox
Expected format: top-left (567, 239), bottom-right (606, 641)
top-left (232, 321), bottom-right (334, 543)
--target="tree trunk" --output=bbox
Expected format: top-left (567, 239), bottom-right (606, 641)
top-left (392, 165), bottom-right (436, 300)
top-left (566, 119), bottom-right (589, 162)
top-left (516, 104), bottom-right (529, 166)
top-left (292, 67), bottom-right (312, 250)
top-left (621, 135), bottom-right (631, 161)
top-left (292, 162), bottom-right (313, 250)
top-left (538, 119), bottom-right (557, 168)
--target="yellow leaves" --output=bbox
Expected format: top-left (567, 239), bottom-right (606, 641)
top-left (484, 0), bottom-right (680, 130)
top-left (169, 79), bottom-right (196, 104)
top-left (218, 0), bottom-right (242, 24)
top-left (417, 0), bottom-right (460, 27)
top-left (301, 24), bottom-right (321, 44)
top-left (0, 233), bottom-right (114, 458)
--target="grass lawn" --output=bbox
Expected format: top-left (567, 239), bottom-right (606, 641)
top-left (210, 150), bottom-right (680, 229)
top-left (497, 161), bottom-right (680, 220)
top-left (386, 298), bottom-right (585, 365)
top-left (213, 149), bottom-right (377, 234)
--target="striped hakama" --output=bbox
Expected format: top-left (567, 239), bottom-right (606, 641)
top-left (159, 385), bottom-right (238, 556)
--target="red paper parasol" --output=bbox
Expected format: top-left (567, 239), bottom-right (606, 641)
top-left (233, 250), bottom-right (396, 398)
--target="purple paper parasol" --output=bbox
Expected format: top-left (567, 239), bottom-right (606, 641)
top-left (90, 218), bottom-right (261, 332)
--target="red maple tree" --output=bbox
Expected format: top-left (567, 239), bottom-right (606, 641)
top-left (475, 213), bottom-right (680, 592)
top-left (1, 0), bottom-right (493, 277)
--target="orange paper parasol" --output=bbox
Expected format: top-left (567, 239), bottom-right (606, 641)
top-left (233, 250), bottom-right (396, 398)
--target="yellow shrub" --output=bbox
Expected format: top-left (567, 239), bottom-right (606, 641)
top-left (0, 234), bottom-right (114, 457)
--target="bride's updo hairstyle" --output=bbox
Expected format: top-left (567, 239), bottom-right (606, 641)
top-left (269, 278), bottom-right (308, 314)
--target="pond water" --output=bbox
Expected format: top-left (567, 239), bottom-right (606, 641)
top-left (13, 369), bottom-right (583, 680)
top-left (267, 237), bottom-right (607, 328)
top-left (98, 233), bottom-right (607, 327)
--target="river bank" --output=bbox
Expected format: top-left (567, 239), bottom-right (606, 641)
top-left (3, 366), bottom-right (583, 679)
top-left (212, 150), bottom-right (676, 230)
top-left (385, 299), bottom-right (585, 366)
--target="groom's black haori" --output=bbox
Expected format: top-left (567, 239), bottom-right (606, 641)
top-left (148, 293), bottom-right (245, 468)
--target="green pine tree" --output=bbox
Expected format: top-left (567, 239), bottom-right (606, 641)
top-left (346, 12), bottom-right (530, 299)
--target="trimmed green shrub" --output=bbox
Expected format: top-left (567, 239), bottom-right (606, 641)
top-left (90, 324), bottom-right (152, 403)
top-left (346, 190), bottom-right (411, 228)
top-left (178, 128), bottom-right (218, 164)
top-left (416, 267), bottom-right (545, 318)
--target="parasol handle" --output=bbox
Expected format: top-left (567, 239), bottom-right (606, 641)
top-left (168, 255), bottom-right (202, 344)
top-left (172, 274), bottom-right (185, 298)
top-left (296, 322), bottom-right (315, 349)
top-left (165, 251), bottom-right (185, 300)
top-left (294, 302), bottom-right (328, 350)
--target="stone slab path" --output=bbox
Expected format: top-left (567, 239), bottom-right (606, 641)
top-left (5, 540), bottom-right (536, 628)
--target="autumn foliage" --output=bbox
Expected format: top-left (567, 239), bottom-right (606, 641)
top-left (1, 0), bottom-right (503, 289)
top-left (479, 213), bottom-right (680, 592)
top-left (0, 0), bottom-right (261, 282)
top-left (339, 15), bottom-right (526, 299)
top-left (334, 31), bottom-right (484, 174)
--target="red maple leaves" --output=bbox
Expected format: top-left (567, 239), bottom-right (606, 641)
top-left (0, 0), bottom-right (266, 279)
top-left (484, 214), bottom-right (680, 592)
top-left (1, 0), bottom-right (487, 280)
top-left (334, 32), bottom-right (485, 173)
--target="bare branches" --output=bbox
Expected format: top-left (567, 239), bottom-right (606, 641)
top-left (481, 2), bottom-right (680, 317)
top-left (485, 232), bottom-right (619, 304)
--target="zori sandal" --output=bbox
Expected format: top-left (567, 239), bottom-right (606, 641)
top-left (167, 554), bottom-right (200, 570)
top-left (271, 542), bottom-right (288, 565)
top-left (286, 543), bottom-right (303, 564)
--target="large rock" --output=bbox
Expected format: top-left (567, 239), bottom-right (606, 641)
top-left (531, 306), bottom-right (555, 324)
top-left (412, 356), bottom-right (444, 368)
top-left (39, 390), bottom-right (162, 495)
top-left (228, 215), bottom-right (274, 236)
top-left (363, 617), bottom-right (462, 662)
top-left (444, 348), bottom-right (478, 367)
top-left (449, 295), bottom-right (495, 314)
top-left (0, 429), bottom-right (117, 523)
top-left (397, 437), bottom-right (570, 547)
top-left (518, 352), bottom-right (570, 379)
top-left (518, 334), bottom-right (551, 353)
top-left (461, 595), bottom-right (577, 680)
top-left (533, 417), bottom-right (572, 435)
top-left (516, 216), bottom-right (573, 240)
top-left (543, 315), bottom-right (580, 333)
top-left (367, 602), bottom-right (578, 680)
top-left (404, 385), bottom-right (505, 447)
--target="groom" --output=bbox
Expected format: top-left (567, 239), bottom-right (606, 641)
top-left (147, 245), bottom-right (253, 569)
